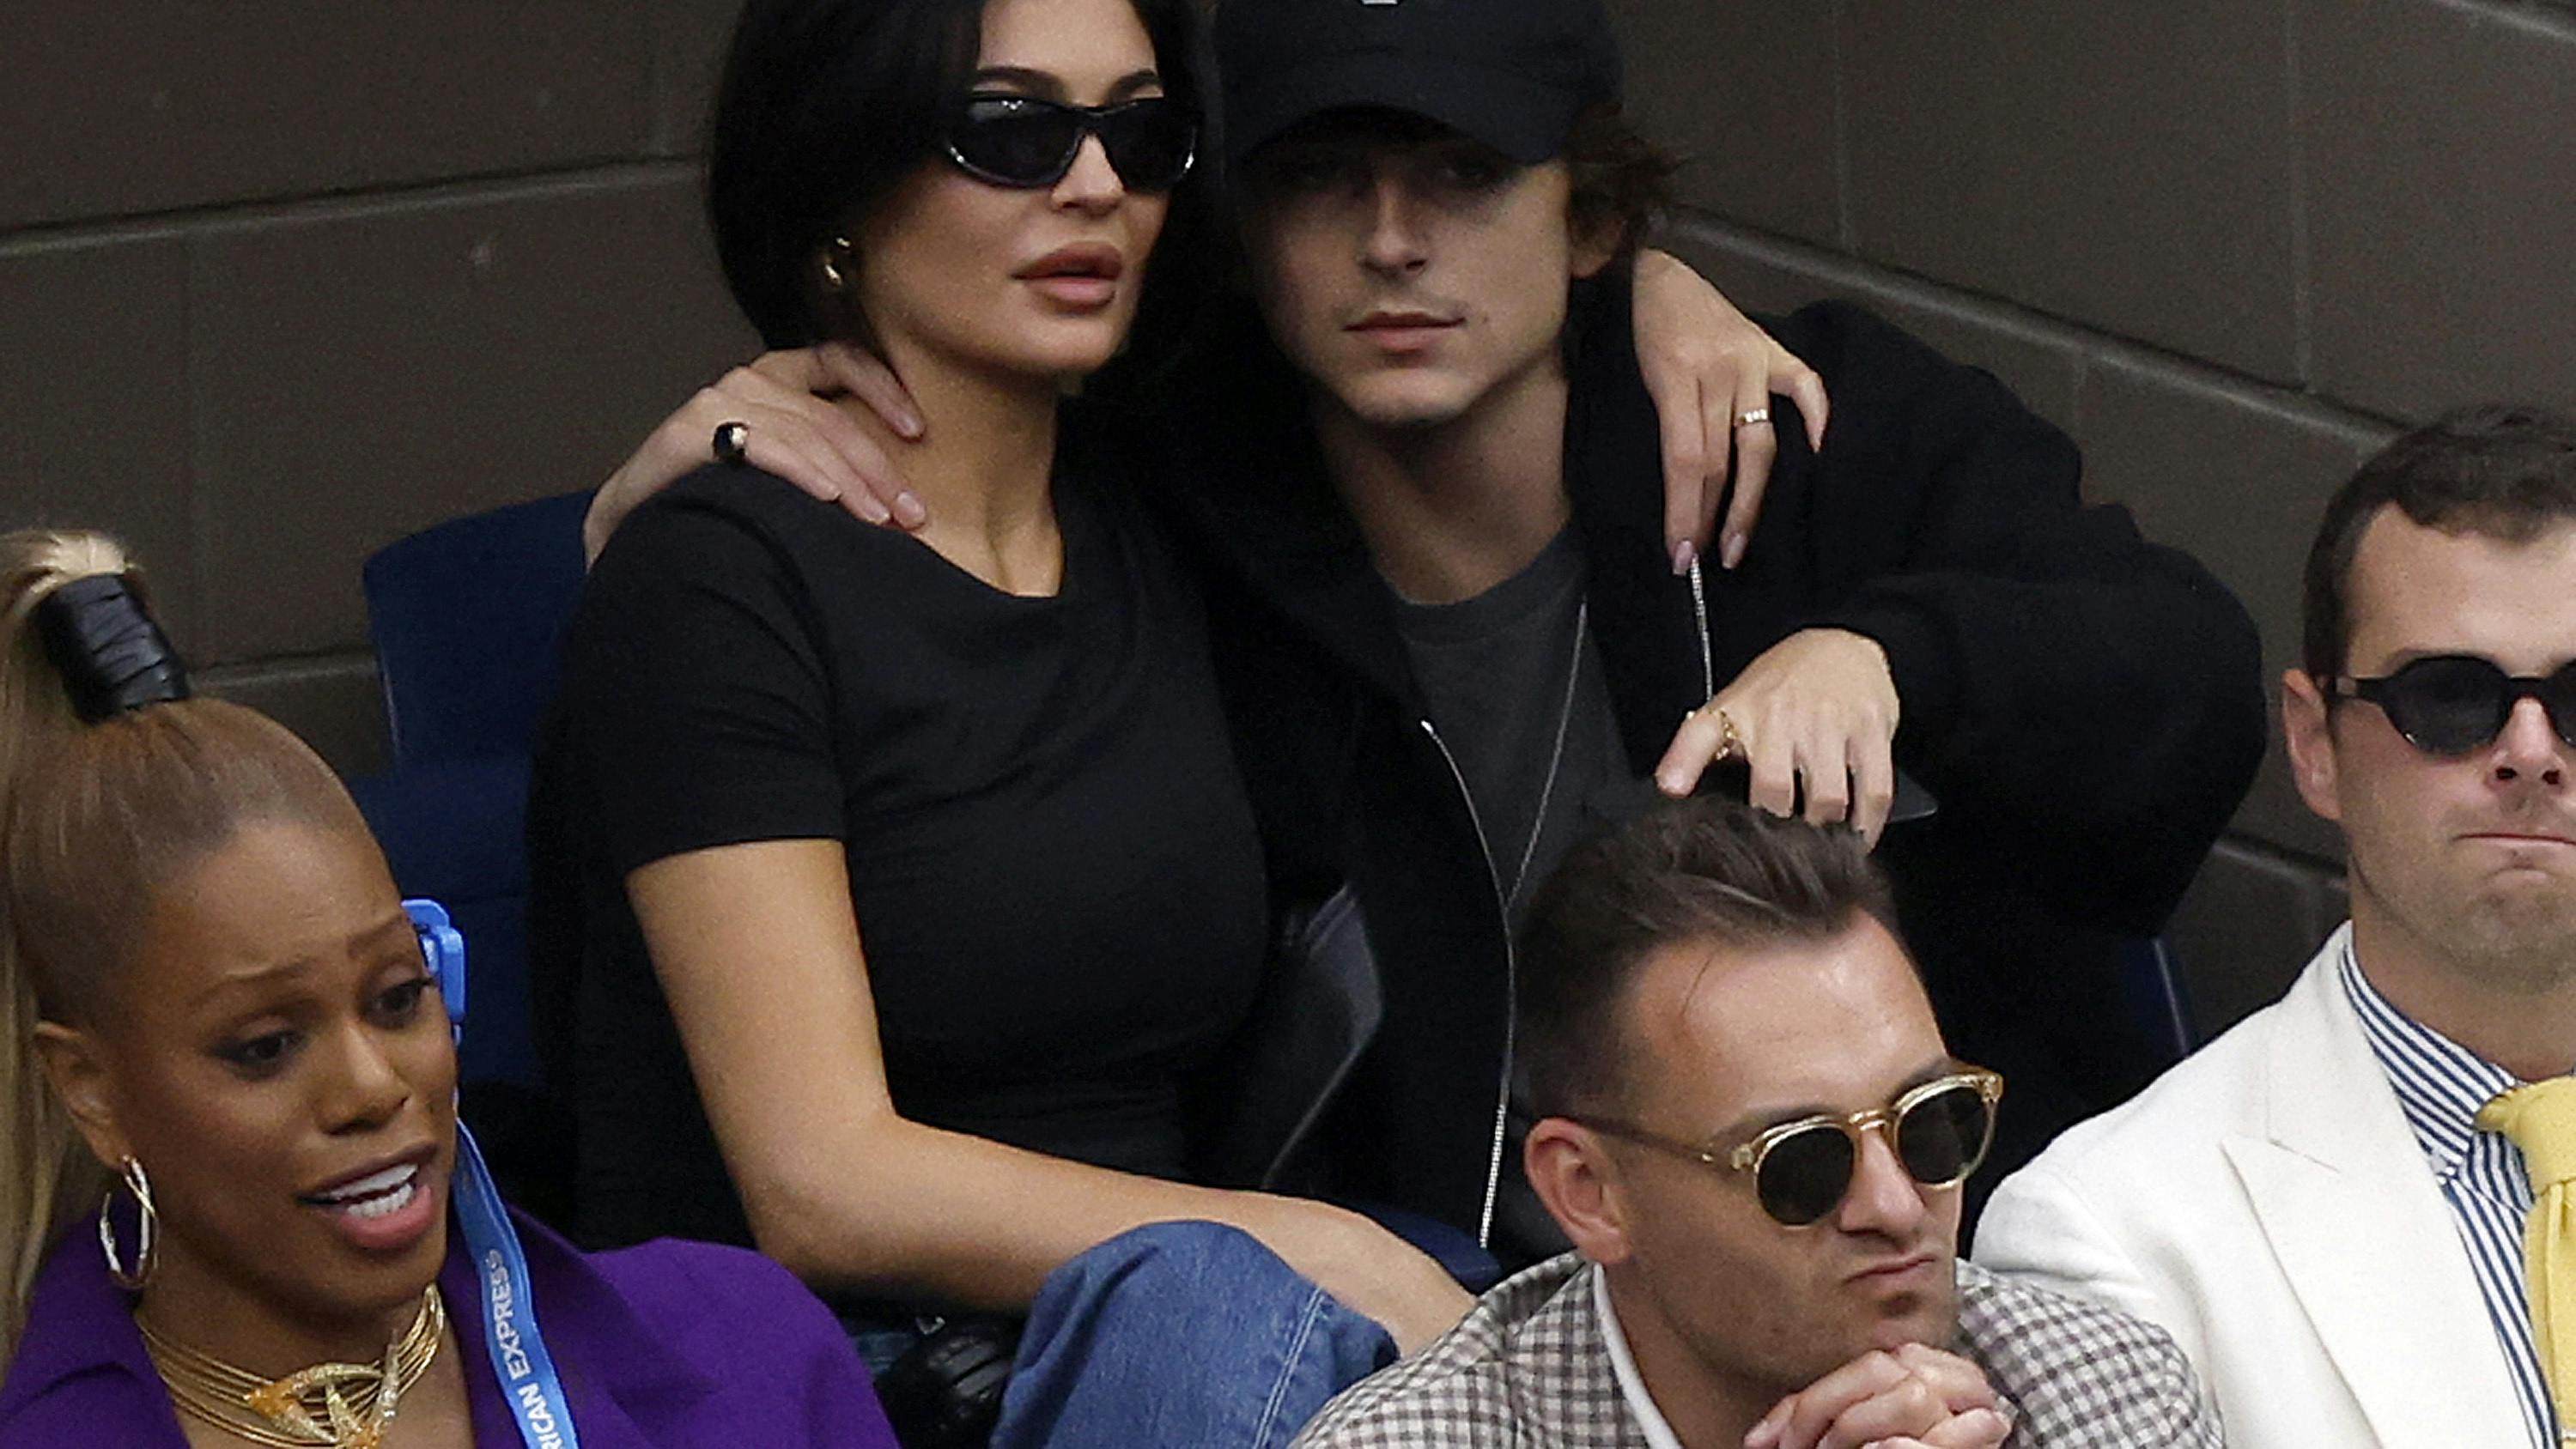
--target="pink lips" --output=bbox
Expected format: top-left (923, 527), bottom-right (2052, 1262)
top-left (2462, 831), bottom-right (2576, 848)
top-left (1846, 1252), bottom-right (1938, 1288)
top-left (1347, 309), bottom-right (1460, 356)
top-left (1017, 244), bottom-right (1124, 309)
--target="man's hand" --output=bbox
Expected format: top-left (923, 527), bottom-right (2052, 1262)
top-left (1656, 628), bottom-right (1899, 846)
top-left (1744, 1344), bottom-right (2012, 1449)
top-left (1631, 249), bottom-right (1831, 576)
top-left (585, 344), bottom-right (929, 563)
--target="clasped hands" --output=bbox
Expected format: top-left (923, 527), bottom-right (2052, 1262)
top-left (1657, 627), bottom-right (1901, 846)
top-left (1747, 1343), bottom-right (2014, 1449)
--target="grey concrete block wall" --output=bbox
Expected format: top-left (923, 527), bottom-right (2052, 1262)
top-left (0, 2), bottom-right (755, 776)
top-left (1, 6), bottom-right (656, 231)
top-left (2300, 0), bottom-right (2576, 418)
top-left (1, 239), bottom-right (198, 640)
top-left (1622, 0), bottom-right (2576, 1035)
top-left (187, 176), bottom-right (748, 665)
top-left (6, 0), bottom-right (2572, 1033)
top-left (1839, 4), bottom-right (2306, 381)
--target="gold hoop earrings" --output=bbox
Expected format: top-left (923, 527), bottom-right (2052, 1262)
top-left (99, 1155), bottom-right (158, 1291)
top-left (820, 235), bottom-right (854, 292)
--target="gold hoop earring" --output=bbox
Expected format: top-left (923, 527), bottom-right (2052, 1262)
top-left (99, 1155), bottom-right (157, 1291)
top-left (820, 235), bottom-right (854, 292)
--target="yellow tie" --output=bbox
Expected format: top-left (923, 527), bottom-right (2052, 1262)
top-left (2479, 1078), bottom-right (2576, 1443)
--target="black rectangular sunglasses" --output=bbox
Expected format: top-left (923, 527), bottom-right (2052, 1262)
top-left (944, 94), bottom-right (1198, 192)
top-left (2331, 654), bottom-right (2576, 755)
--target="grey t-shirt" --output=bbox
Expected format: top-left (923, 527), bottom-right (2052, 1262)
top-left (1390, 528), bottom-right (1626, 925)
top-left (1391, 528), bottom-right (1628, 1261)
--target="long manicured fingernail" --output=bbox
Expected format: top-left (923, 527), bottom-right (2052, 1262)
top-left (1722, 531), bottom-right (1747, 570)
top-left (1671, 540), bottom-right (1697, 575)
top-left (893, 491), bottom-right (928, 526)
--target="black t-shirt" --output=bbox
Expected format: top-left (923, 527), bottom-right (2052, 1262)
top-left (533, 455), bottom-right (1271, 1250)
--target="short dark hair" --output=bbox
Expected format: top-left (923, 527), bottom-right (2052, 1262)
top-left (1562, 102), bottom-right (1676, 264)
top-left (1517, 799), bottom-right (1897, 1117)
top-left (2303, 403), bottom-right (2576, 679)
top-left (706, 0), bottom-right (1212, 350)
top-left (1236, 101), bottom-right (1674, 265)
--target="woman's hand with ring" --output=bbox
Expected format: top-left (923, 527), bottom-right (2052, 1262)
top-left (585, 344), bottom-right (931, 563)
top-left (1630, 250), bottom-right (1831, 576)
top-left (1656, 628), bottom-right (1899, 846)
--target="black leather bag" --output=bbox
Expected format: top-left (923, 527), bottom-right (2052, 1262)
top-left (1192, 885), bottom-right (1384, 1193)
top-left (872, 1315), bottom-right (1024, 1449)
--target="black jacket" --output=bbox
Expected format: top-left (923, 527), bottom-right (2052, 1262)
top-left (1155, 278), bottom-right (2269, 1242)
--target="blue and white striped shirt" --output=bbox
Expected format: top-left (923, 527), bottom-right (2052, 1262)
top-left (2339, 940), bottom-right (2556, 1449)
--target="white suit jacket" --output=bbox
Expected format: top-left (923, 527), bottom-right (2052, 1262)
top-left (1975, 925), bottom-right (2530, 1449)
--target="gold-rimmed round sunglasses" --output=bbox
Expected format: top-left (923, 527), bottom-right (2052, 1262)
top-left (1562, 1068), bottom-right (2004, 1228)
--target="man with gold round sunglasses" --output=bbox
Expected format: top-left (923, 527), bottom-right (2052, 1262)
top-left (1293, 801), bottom-right (2216, 1449)
top-left (1562, 1068), bottom-right (2004, 1230)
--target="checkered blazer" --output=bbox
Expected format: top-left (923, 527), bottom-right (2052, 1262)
top-left (1290, 1254), bottom-right (2221, 1448)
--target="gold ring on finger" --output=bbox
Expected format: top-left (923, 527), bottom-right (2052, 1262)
top-left (1702, 704), bottom-right (1745, 762)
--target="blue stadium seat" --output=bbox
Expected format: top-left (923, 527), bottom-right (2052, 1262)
top-left (2121, 934), bottom-right (2200, 1064)
top-left (347, 757), bottom-right (537, 1089)
top-left (362, 491), bottom-right (591, 767)
top-left (350, 491), bottom-right (589, 1092)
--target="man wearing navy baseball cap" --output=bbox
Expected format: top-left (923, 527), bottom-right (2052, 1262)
top-left (1217, 0), bottom-right (1623, 170)
top-left (1169, 0), bottom-right (2263, 1292)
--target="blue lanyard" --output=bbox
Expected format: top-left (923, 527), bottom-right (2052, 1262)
top-left (453, 1125), bottom-right (580, 1449)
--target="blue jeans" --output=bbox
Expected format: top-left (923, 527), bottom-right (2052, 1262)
top-left (991, 1222), bottom-right (1400, 1449)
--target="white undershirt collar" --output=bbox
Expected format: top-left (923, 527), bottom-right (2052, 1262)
top-left (1593, 1264), bottom-right (1689, 1449)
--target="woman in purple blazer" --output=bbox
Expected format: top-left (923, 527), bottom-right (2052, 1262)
top-left (0, 528), bottom-right (897, 1449)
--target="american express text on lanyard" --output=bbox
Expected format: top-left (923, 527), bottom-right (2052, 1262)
top-left (410, 900), bottom-right (581, 1449)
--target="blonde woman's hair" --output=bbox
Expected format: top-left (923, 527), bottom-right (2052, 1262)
top-left (0, 529), bottom-right (367, 1367)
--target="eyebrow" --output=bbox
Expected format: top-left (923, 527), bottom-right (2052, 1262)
top-left (2368, 647), bottom-right (2576, 675)
top-left (1714, 1056), bottom-right (1959, 1143)
top-left (188, 914), bottom-right (419, 1009)
top-left (970, 66), bottom-right (1163, 103)
top-left (191, 956), bottom-right (314, 1009)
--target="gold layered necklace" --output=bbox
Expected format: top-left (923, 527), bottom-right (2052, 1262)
top-left (138, 1288), bottom-right (447, 1449)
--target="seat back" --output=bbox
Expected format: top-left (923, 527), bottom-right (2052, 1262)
top-left (2121, 934), bottom-right (2201, 1064)
top-left (355, 491), bottom-right (588, 1103)
top-left (361, 490), bottom-right (590, 767)
top-left (349, 758), bottom-right (538, 1087)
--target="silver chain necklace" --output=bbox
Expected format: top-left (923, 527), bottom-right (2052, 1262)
top-left (1501, 598), bottom-right (1590, 912)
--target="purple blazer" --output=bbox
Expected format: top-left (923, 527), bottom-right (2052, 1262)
top-left (0, 1208), bottom-right (898, 1448)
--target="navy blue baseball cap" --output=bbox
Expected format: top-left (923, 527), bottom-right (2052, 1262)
top-left (1214, 0), bottom-right (1625, 168)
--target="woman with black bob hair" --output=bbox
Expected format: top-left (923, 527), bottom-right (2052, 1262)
top-left (708, 0), bottom-right (1220, 364)
top-left (0, 530), bottom-right (896, 1447)
top-left (533, 0), bottom-right (1473, 1440)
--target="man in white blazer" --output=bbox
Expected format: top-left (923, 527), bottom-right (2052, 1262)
top-left (1977, 403), bottom-right (2576, 1449)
